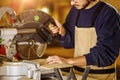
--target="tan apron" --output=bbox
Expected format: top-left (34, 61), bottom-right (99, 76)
top-left (74, 26), bottom-right (115, 80)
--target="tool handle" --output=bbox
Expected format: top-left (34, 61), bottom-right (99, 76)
top-left (17, 28), bottom-right (36, 34)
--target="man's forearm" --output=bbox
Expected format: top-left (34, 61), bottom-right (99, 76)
top-left (67, 56), bottom-right (87, 66)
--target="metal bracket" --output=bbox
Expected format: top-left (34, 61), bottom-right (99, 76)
top-left (67, 67), bottom-right (77, 80)
top-left (54, 68), bottom-right (63, 80)
top-left (81, 66), bottom-right (90, 80)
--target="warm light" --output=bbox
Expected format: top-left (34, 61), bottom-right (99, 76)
top-left (20, 0), bottom-right (36, 9)
top-left (40, 7), bottom-right (50, 14)
top-left (10, 0), bottom-right (37, 13)
top-left (21, 0), bottom-right (33, 4)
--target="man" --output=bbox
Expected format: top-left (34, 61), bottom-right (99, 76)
top-left (46, 0), bottom-right (120, 79)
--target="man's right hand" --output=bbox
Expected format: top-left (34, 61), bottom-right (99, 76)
top-left (49, 19), bottom-right (66, 36)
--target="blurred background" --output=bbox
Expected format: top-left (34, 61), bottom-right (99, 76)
top-left (0, 0), bottom-right (120, 24)
top-left (0, 0), bottom-right (71, 24)
top-left (0, 0), bottom-right (120, 58)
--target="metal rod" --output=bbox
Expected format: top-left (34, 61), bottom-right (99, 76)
top-left (81, 66), bottom-right (90, 80)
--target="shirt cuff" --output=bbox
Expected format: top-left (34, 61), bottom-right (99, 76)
top-left (58, 32), bottom-right (68, 41)
top-left (84, 53), bottom-right (97, 66)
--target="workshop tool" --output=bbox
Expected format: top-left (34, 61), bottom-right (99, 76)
top-left (0, 6), bottom-right (77, 80)
top-left (0, 6), bottom-right (56, 60)
top-left (0, 6), bottom-right (90, 80)
top-left (0, 60), bottom-right (77, 80)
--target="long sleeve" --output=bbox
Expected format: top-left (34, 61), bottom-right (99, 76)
top-left (58, 7), bottom-right (77, 48)
top-left (85, 6), bottom-right (120, 67)
top-left (58, 2), bottom-right (120, 67)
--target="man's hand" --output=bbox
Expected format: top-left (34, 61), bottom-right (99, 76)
top-left (46, 55), bottom-right (68, 64)
top-left (46, 55), bottom-right (87, 66)
top-left (49, 19), bottom-right (66, 36)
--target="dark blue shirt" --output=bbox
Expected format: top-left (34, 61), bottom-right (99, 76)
top-left (59, 1), bottom-right (120, 67)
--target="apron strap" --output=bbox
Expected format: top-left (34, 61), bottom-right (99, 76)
top-left (90, 2), bottom-right (106, 27)
top-left (75, 10), bottom-right (81, 26)
top-left (75, 2), bottom-right (106, 27)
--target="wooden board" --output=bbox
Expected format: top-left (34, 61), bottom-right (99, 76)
top-left (31, 59), bottom-right (73, 69)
